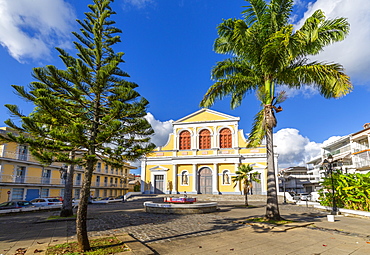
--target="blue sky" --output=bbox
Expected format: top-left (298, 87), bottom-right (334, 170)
top-left (1, 0), bottom-right (370, 171)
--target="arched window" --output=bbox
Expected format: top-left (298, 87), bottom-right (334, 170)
top-left (222, 170), bottom-right (230, 185)
top-left (219, 128), bottom-right (232, 148)
top-left (179, 130), bottom-right (191, 150)
top-left (199, 129), bottom-right (211, 149)
top-left (181, 171), bottom-right (189, 185)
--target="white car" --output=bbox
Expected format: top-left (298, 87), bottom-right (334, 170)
top-left (298, 193), bottom-right (310, 201)
top-left (30, 198), bottom-right (63, 207)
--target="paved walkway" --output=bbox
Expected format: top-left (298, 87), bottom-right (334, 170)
top-left (0, 195), bottom-right (369, 254)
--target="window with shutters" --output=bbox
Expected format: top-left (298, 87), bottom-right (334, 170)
top-left (219, 128), bottom-right (232, 148)
top-left (179, 130), bottom-right (191, 150)
top-left (199, 129), bottom-right (211, 149)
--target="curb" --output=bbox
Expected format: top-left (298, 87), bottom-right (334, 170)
top-left (116, 235), bottom-right (154, 255)
top-left (23, 234), bottom-right (154, 255)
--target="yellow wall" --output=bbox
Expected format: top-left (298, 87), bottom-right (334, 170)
top-left (180, 111), bottom-right (229, 122)
top-left (160, 134), bottom-right (175, 151)
top-left (2, 163), bottom-right (14, 176)
top-left (3, 142), bottom-right (17, 159)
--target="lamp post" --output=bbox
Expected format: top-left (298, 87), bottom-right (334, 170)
top-left (278, 173), bottom-right (287, 204)
top-left (283, 176), bottom-right (288, 204)
top-left (59, 165), bottom-right (68, 180)
top-left (323, 154), bottom-right (337, 215)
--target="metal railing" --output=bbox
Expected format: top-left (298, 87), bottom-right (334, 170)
top-left (0, 174), bottom-right (65, 185)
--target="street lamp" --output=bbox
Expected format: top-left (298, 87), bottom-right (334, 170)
top-left (323, 154), bottom-right (337, 215)
top-left (59, 165), bottom-right (68, 180)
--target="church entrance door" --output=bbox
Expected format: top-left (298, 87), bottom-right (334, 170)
top-left (154, 175), bottom-right (164, 194)
top-left (198, 168), bottom-right (212, 194)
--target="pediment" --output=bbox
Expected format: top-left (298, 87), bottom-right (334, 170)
top-left (174, 108), bottom-right (239, 124)
top-left (149, 165), bottom-right (169, 171)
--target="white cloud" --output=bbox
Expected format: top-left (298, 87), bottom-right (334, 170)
top-left (129, 113), bottom-right (172, 174)
top-left (122, 0), bottom-right (154, 9)
top-left (145, 112), bottom-right (173, 147)
top-left (277, 85), bottom-right (319, 98)
top-left (295, 0), bottom-right (370, 85)
top-left (0, 0), bottom-right (75, 62)
top-left (274, 128), bottom-right (346, 168)
top-left (274, 128), bottom-right (321, 168)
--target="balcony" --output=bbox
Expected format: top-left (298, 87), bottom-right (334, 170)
top-left (353, 150), bottom-right (370, 169)
top-left (328, 144), bottom-right (351, 156)
top-left (41, 178), bottom-right (51, 184)
top-left (0, 174), bottom-right (65, 185)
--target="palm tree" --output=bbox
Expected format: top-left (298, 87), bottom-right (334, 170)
top-left (200, 0), bottom-right (352, 220)
top-left (232, 164), bottom-right (260, 206)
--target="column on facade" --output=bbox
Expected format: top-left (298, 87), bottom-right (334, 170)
top-left (212, 163), bottom-right (219, 194)
top-left (234, 163), bottom-right (240, 194)
top-left (173, 164), bottom-right (178, 194)
top-left (191, 131), bottom-right (195, 150)
top-left (234, 124), bottom-right (239, 149)
top-left (192, 164), bottom-right (197, 194)
top-left (140, 159), bottom-right (147, 193)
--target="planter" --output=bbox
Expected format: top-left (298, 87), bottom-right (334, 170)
top-left (327, 214), bottom-right (335, 222)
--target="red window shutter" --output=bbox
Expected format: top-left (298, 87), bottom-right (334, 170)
top-left (179, 131), bottom-right (191, 150)
top-left (220, 128), bottom-right (232, 148)
top-left (199, 129), bottom-right (211, 149)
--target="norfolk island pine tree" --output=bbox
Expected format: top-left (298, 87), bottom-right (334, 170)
top-left (200, 0), bottom-right (352, 220)
top-left (2, 0), bottom-right (155, 251)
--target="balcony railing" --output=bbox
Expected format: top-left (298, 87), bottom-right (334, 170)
top-left (329, 144), bottom-right (351, 156)
top-left (352, 143), bottom-right (369, 153)
top-left (0, 174), bottom-right (65, 185)
top-left (353, 150), bottom-right (370, 169)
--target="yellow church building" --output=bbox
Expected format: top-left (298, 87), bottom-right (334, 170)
top-left (141, 109), bottom-right (277, 195)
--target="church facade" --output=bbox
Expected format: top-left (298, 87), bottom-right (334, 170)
top-left (141, 109), bottom-right (277, 195)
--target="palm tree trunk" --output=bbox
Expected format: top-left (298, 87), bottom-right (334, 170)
top-left (244, 185), bottom-right (249, 206)
top-left (264, 105), bottom-right (282, 220)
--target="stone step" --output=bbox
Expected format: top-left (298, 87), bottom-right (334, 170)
top-left (127, 194), bottom-right (273, 202)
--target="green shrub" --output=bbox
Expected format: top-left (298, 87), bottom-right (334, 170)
top-left (319, 172), bottom-right (370, 212)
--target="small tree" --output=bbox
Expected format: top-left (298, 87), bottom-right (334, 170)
top-left (2, 0), bottom-right (155, 251)
top-left (232, 164), bottom-right (260, 206)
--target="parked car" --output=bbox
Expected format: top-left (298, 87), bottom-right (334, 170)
top-left (100, 197), bottom-right (115, 201)
top-left (294, 193), bottom-right (310, 201)
top-left (300, 193), bottom-right (311, 201)
top-left (45, 196), bottom-right (64, 202)
top-left (30, 198), bottom-right (63, 207)
top-left (0, 200), bottom-right (34, 210)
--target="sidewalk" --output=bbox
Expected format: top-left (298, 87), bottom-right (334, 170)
top-left (149, 203), bottom-right (370, 255)
top-left (0, 197), bottom-right (369, 255)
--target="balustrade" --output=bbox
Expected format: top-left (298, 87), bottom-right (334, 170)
top-left (0, 174), bottom-right (65, 185)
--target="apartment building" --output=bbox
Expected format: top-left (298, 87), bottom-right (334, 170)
top-left (0, 127), bottom-right (136, 203)
top-left (304, 123), bottom-right (370, 193)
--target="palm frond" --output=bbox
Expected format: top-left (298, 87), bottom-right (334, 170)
top-left (247, 108), bottom-right (265, 147)
top-left (279, 61), bottom-right (352, 98)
